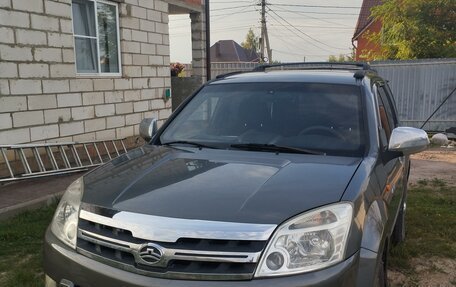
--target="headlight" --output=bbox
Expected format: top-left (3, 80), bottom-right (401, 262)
top-left (50, 177), bottom-right (83, 249)
top-left (255, 202), bottom-right (353, 277)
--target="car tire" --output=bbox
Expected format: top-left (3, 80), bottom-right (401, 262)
top-left (392, 170), bottom-right (409, 246)
top-left (375, 248), bottom-right (388, 287)
top-left (392, 200), bottom-right (406, 245)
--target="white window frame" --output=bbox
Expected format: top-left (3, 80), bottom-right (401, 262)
top-left (71, 0), bottom-right (122, 77)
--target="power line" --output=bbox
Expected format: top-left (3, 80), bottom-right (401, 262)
top-left (212, 6), bottom-right (258, 20)
top-left (268, 28), bottom-right (308, 53)
top-left (269, 23), bottom-right (355, 30)
top-left (171, 25), bottom-right (260, 36)
top-left (266, 11), bottom-right (334, 53)
top-left (271, 7), bottom-right (357, 16)
top-left (272, 9), bottom-right (358, 16)
top-left (212, 0), bottom-right (254, 3)
top-left (271, 6), bottom-right (354, 28)
top-left (211, 4), bottom-right (255, 11)
top-left (267, 8), bottom-right (347, 51)
top-left (270, 3), bottom-right (361, 9)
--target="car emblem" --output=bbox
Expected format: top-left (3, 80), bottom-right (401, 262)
top-left (138, 243), bottom-right (164, 265)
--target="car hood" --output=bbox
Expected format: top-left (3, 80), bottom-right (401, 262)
top-left (82, 145), bottom-right (361, 225)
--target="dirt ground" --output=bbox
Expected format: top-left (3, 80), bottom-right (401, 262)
top-left (389, 257), bottom-right (456, 287)
top-left (389, 147), bottom-right (456, 287)
top-left (409, 147), bottom-right (456, 186)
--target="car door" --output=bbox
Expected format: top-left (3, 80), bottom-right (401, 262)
top-left (374, 82), bottom-right (405, 237)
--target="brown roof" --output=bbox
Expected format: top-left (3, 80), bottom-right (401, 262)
top-left (210, 40), bottom-right (260, 63)
top-left (353, 0), bottom-right (382, 40)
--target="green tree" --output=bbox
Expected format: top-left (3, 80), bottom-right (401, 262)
top-left (241, 28), bottom-right (260, 53)
top-left (328, 54), bottom-right (354, 62)
top-left (365, 0), bottom-right (456, 60)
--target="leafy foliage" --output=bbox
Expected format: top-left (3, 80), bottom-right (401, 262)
top-left (241, 28), bottom-right (260, 54)
top-left (364, 0), bottom-right (456, 60)
top-left (328, 54), bottom-right (354, 62)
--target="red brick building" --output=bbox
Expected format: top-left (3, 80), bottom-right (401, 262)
top-left (352, 0), bottom-right (382, 61)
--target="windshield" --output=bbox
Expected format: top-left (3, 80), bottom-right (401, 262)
top-left (160, 82), bottom-right (366, 157)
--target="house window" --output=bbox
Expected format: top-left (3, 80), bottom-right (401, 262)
top-left (72, 0), bottom-right (121, 75)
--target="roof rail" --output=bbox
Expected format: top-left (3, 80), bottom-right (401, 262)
top-left (253, 62), bottom-right (372, 72)
top-left (215, 71), bottom-right (250, 79)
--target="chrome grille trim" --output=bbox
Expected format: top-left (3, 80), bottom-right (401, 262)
top-left (77, 248), bottom-right (254, 281)
top-left (79, 209), bottom-right (277, 242)
top-left (77, 209), bottom-right (276, 280)
top-left (78, 229), bottom-right (262, 265)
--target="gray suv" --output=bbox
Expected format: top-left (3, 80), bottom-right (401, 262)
top-left (44, 63), bottom-right (429, 287)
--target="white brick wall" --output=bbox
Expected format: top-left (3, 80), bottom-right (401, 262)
top-left (0, 45), bottom-right (33, 61)
top-left (57, 93), bottom-right (82, 107)
top-left (0, 9), bottom-right (30, 28)
top-left (44, 108), bottom-right (71, 124)
top-left (43, 80), bottom-right (70, 93)
top-left (82, 92), bottom-right (104, 106)
top-left (31, 124), bottom-right (59, 141)
top-left (0, 128), bottom-right (30, 144)
top-left (0, 62), bottom-right (17, 78)
top-left (10, 80), bottom-right (42, 95)
top-left (16, 29), bottom-right (47, 45)
top-left (0, 0), bottom-right (177, 144)
top-left (28, 94), bottom-right (57, 110)
top-left (95, 104), bottom-right (115, 117)
top-left (19, 63), bottom-right (49, 78)
top-left (60, 121), bottom-right (83, 137)
top-left (0, 113), bottom-right (12, 129)
top-left (0, 27), bottom-right (15, 44)
top-left (35, 48), bottom-right (63, 62)
top-left (13, 110), bottom-right (44, 127)
top-left (107, 115), bottom-right (125, 129)
top-left (12, 0), bottom-right (43, 13)
top-left (84, 118), bottom-right (105, 133)
top-left (31, 14), bottom-right (60, 31)
top-left (71, 106), bottom-right (95, 120)
top-left (0, 0), bottom-right (11, 9)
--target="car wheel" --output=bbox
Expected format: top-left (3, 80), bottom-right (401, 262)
top-left (392, 200), bottom-right (406, 245)
top-left (375, 248), bottom-right (388, 287)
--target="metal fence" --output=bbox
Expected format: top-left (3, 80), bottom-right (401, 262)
top-left (183, 59), bottom-right (456, 131)
top-left (371, 59), bottom-right (456, 131)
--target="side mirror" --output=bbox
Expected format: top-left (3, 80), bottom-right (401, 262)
top-left (388, 127), bottom-right (430, 155)
top-left (139, 118), bottom-right (158, 142)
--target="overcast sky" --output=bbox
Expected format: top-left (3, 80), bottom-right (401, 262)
top-left (168, 0), bottom-right (363, 63)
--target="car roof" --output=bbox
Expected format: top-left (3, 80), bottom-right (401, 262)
top-left (209, 70), bottom-right (371, 86)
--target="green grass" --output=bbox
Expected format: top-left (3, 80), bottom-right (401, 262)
top-left (0, 205), bottom-right (56, 287)
top-left (389, 179), bottom-right (456, 272)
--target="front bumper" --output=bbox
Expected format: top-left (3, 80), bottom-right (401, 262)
top-left (44, 227), bottom-right (362, 287)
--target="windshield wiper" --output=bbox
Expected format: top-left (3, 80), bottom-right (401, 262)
top-left (162, 141), bottom-right (217, 149)
top-left (230, 143), bottom-right (325, 155)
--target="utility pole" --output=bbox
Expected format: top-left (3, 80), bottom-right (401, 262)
top-left (205, 0), bottom-right (211, 81)
top-left (260, 0), bottom-right (272, 63)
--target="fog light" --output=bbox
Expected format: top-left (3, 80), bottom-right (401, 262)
top-left (266, 252), bottom-right (285, 271)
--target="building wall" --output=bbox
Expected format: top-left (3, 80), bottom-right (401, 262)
top-left (355, 20), bottom-right (382, 61)
top-left (0, 0), bottom-right (173, 145)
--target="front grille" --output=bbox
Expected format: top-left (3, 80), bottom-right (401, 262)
top-left (77, 217), bottom-right (269, 280)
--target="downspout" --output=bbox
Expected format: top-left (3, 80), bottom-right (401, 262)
top-left (351, 38), bottom-right (358, 61)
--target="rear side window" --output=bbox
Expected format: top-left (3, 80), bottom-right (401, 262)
top-left (161, 83), bottom-right (366, 157)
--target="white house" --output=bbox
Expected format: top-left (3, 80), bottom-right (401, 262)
top-left (0, 0), bottom-right (207, 145)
